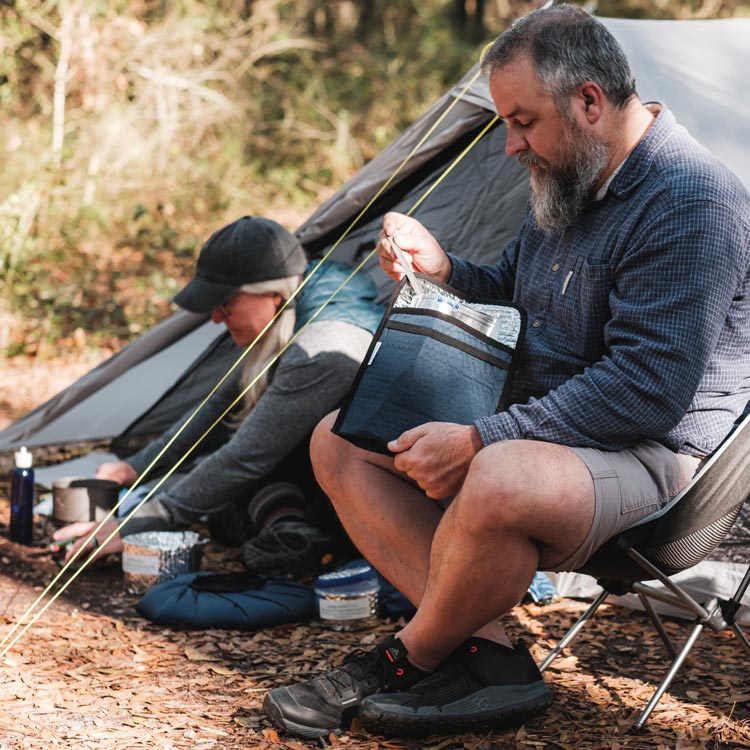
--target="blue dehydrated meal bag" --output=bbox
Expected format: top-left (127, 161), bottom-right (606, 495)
top-left (333, 276), bottom-right (525, 454)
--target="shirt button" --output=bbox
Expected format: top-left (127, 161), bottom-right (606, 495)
top-left (531, 319), bottom-right (542, 328)
top-left (551, 262), bottom-right (560, 272)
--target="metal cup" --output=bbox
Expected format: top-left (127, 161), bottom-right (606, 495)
top-left (52, 476), bottom-right (120, 523)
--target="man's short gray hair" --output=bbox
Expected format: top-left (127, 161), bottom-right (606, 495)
top-left (482, 4), bottom-right (636, 110)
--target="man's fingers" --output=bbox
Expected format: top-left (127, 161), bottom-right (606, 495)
top-left (388, 426), bottom-right (423, 453)
top-left (382, 211), bottom-right (413, 237)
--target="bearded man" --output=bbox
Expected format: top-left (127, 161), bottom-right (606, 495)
top-left (264, 4), bottom-right (750, 739)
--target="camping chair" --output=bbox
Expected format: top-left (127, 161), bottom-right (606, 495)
top-left (539, 403), bottom-right (750, 728)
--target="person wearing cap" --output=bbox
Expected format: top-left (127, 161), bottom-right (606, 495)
top-left (53, 216), bottom-right (385, 577)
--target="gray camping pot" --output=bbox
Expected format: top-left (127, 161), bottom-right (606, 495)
top-left (52, 476), bottom-right (120, 523)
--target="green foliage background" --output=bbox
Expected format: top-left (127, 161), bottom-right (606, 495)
top-left (1, 0), bottom-right (746, 357)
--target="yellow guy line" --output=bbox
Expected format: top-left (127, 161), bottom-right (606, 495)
top-left (0, 255), bottom-right (367, 659)
top-left (1, 53), bottom-right (495, 655)
top-left (1, 112), bottom-right (499, 659)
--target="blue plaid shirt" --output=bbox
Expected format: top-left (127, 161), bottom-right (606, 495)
top-left (449, 106), bottom-right (750, 457)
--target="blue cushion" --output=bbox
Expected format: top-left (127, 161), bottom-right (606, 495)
top-left (136, 572), bottom-right (316, 630)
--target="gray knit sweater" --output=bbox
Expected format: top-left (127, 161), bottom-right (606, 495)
top-left (121, 319), bottom-right (373, 535)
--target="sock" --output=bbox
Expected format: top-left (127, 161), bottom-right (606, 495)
top-left (378, 636), bottom-right (432, 689)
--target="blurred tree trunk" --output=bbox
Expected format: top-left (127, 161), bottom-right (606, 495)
top-left (240, 0), bottom-right (255, 19)
top-left (453, 0), bottom-right (486, 39)
top-left (308, 3), bottom-right (338, 36)
top-left (356, 0), bottom-right (376, 37)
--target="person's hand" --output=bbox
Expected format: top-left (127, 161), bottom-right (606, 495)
top-left (377, 212), bottom-right (452, 284)
top-left (387, 422), bottom-right (484, 499)
top-left (52, 519), bottom-right (123, 564)
top-left (95, 460), bottom-right (138, 486)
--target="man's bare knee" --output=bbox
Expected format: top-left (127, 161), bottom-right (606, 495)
top-left (455, 445), bottom-right (530, 530)
top-left (310, 410), bottom-right (342, 489)
top-left (457, 440), bottom-right (593, 535)
top-left (311, 410), bottom-right (338, 457)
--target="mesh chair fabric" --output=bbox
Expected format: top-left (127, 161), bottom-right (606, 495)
top-left (578, 406), bottom-right (750, 583)
top-left (644, 506), bottom-right (744, 573)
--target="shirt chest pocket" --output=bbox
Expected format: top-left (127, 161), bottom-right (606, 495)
top-left (557, 255), bottom-right (614, 359)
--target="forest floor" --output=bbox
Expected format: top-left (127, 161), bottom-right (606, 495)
top-left (0, 356), bottom-right (749, 750)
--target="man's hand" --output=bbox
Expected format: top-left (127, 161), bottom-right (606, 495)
top-left (96, 460), bottom-right (138, 486)
top-left (377, 212), bottom-right (452, 284)
top-left (52, 519), bottom-right (123, 563)
top-left (387, 422), bottom-right (484, 500)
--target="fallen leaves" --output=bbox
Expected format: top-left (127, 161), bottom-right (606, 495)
top-left (185, 645), bottom-right (217, 662)
top-left (585, 681), bottom-right (613, 704)
top-left (0, 512), bottom-right (748, 750)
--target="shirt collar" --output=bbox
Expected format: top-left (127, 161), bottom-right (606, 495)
top-left (600, 102), bottom-right (674, 200)
top-left (594, 160), bottom-right (625, 201)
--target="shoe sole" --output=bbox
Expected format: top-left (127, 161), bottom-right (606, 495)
top-left (263, 691), bottom-right (340, 740)
top-left (359, 682), bottom-right (553, 737)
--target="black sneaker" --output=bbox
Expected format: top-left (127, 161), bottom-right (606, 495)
top-left (241, 520), bottom-right (334, 578)
top-left (263, 636), bottom-right (427, 739)
top-left (359, 638), bottom-right (553, 737)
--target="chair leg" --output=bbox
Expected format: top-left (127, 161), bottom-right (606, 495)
top-left (732, 623), bottom-right (750, 656)
top-left (539, 589), bottom-right (609, 672)
top-left (638, 591), bottom-right (678, 658)
top-left (730, 564), bottom-right (750, 606)
top-left (721, 564), bottom-right (750, 640)
top-left (635, 621), bottom-right (704, 729)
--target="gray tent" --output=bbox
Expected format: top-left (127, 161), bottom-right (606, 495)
top-left (2, 14), bottom-right (749, 618)
top-left (3, 15), bottom-right (748, 455)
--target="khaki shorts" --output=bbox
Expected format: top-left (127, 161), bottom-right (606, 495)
top-left (550, 440), bottom-right (701, 572)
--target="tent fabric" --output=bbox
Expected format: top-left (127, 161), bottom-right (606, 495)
top-left (2, 16), bottom-right (749, 454)
top-left (0, 311), bottom-right (223, 451)
top-left (2, 15), bottom-right (748, 619)
top-left (552, 560), bottom-right (750, 627)
top-left (447, 18), bottom-right (750, 187)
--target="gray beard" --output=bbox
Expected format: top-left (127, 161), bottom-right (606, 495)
top-left (521, 127), bottom-right (610, 234)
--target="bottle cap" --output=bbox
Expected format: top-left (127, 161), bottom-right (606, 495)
top-left (14, 446), bottom-right (33, 469)
top-left (314, 564), bottom-right (378, 589)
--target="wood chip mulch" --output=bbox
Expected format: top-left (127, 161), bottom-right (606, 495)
top-left (0, 467), bottom-right (748, 749)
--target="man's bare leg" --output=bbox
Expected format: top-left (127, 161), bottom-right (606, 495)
top-left (312, 417), bottom-right (596, 669)
top-left (265, 420), bottom-right (594, 738)
top-left (310, 412), bottom-right (441, 606)
top-left (397, 439), bottom-right (595, 668)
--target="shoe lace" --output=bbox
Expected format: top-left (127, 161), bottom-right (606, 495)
top-left (324, 649), bottom-right (384, 697)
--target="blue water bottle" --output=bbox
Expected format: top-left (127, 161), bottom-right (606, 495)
top-left (10, 446), bottom-right (34, 545)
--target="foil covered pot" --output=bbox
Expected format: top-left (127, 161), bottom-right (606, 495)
top-left (122, 531), bottom-right (206, 594)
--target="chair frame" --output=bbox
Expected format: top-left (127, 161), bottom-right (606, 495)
top-left (539, 407), bottom-right (750, 728)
